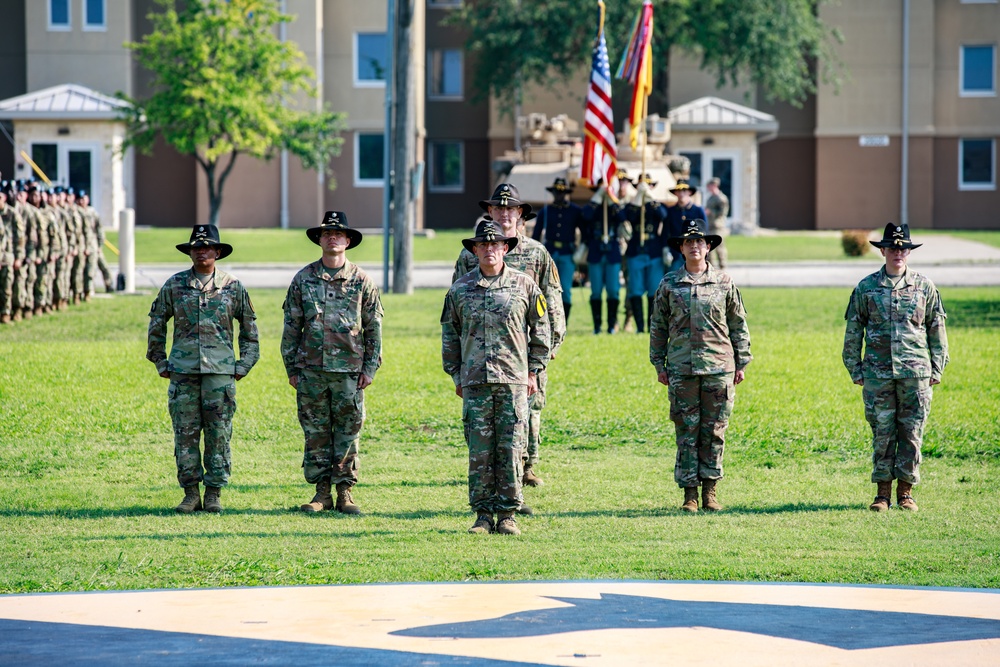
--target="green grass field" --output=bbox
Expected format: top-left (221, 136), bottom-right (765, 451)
top-left (1, 287), bottom-right (999, 594)
top-left (105, 228), bottom-right (1000, 265)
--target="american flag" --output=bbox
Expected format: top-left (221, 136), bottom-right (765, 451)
top-left (581, 2), bottom-right (618, 196)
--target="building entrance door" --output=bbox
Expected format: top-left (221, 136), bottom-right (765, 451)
top-left (679, 150), bottom-right (740, 223)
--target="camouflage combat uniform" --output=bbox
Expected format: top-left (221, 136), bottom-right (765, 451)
top-left (281, 259), bottom-right (383, 488)
top-left (843, 267), bottom-right (948, 484)
top-left (442, 265), bottom-right (550, 513)
top-left (147, 268), bottom-right (259, 488)
top-left (705, 190), bottom-right (730, 269)
top-left (0, 202), bottom-right (23, 319)
top-left (453, 233), bottom-right (565, 472)
top-left (649, 264), bottom-right (752, 487)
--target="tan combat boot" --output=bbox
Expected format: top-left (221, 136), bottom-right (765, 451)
top-left (701, 479), bottom-right (723, 512)
top-left (335, 482), bottom-right (361, 514)
top-left (1, 314), bottom-right (10, 324)
top-left (203, 486), bottom-right (223, 513)
top-left (468, 513), bottom-right (494, 534)
top-left (495, 511), bottom-right (521, 535)
top-left (681, 486), bottom-right (699, 512)
top-left (11, 310), bottom-right (21, 322)
top-left (522, 465), bottom-right (544, 487)
top-left (515, 503), bottom-right (533, 516)
top-left (896, 481), bottom-right (918, 511)
top-left (300, 479), bottom-right (333, 513)
top-left (175, 485), bottom-right (201, 513)
top-left (869, 481), bottom-right (893, 512)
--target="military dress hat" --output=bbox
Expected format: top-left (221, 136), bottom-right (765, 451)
top-left (546, 177), bottom-right (573, 194)
top-left (870, 222), bottom-right (922, 250)
top-left (669, 218), bottom-right (722, 250)
top-left (175, 224), bottom-right (234, 259)
top-left (462, 218), bottom-right (518, 253)
top-left (306, 210), bottom-right (362, 249)
top-left (670, 180), bottom-right (697, 194)
top-left (635, 172), bottom-right (658, 188)
top-left (478, 183), bottom-right (533, 217)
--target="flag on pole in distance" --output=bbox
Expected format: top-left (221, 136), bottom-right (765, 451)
top-left (615, 0), bottom-right (654, 150)
top-left (581, 1), bottom-right (619, 197)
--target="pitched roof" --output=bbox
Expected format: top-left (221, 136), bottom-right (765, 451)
top-left (0, 84), bottom-right (130, 120)
top-left (668, 96), bottom-right (778, 134)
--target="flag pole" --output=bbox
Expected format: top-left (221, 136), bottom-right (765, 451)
top-left (639, 92), bottom-right (648, 247)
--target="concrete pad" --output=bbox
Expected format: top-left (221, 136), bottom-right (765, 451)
top-left (2, 581), bottom-right (999, 665)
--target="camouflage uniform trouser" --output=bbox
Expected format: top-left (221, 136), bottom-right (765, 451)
top-left (71, 252), bottom-right (85, 297)
top-left (463, 383), bottom-right (527, 513)
top-left (668, 373), bottom-right (735, 488)
top-left (0, 265), bottom-right (12, 316)
top-left (168, 373), bottom-right (237, 488)
top-left (863, 378), bottom-right (931, 485)
top-left (84, 251), bottom-right (97, 296)
top-left (96, 251), bottom-right (112, 289)
top-left (296, 369), bottom-right (363, 486)
top-left (13, 264), bottom-right (30, 311)
top-left (525, 369), bottom-right (546, 468)
top-left (707, 225), bottom-right (728, 269)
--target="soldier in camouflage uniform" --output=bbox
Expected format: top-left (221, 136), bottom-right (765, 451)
top-left (442, 218), bottom-right (551, 536)
top-left (282, 211), bottom-right (383, 515)
top-left (12, 185), bottom-right (35, 319)
top-left (650, 218), bottom-right (752, 513)
top-left (79, 191), bottom-right (113, 292)
top-left (147, 225), bottom-right (259, 513)
top-left (0, 186), bottom-right (25, 324)
top-left (843, 223), bottom-right (948, 512)
top-left (452, 184), bottom-right (565, 493)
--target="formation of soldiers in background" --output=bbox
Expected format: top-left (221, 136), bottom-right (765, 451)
top-left (0, 175), bottom-right (113, 325)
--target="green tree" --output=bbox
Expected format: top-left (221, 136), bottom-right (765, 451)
top-left (450, 0), bottom-right (843, 115)
top-left (120, 0), bottom-right (345, 226)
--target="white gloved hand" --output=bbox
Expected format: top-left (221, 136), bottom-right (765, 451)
top-left (631, 182), bottom-right (653, 206)
top-left (589, 188), bottom-right (605, 205)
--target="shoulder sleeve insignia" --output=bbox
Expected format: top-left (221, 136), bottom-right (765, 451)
top-left (536, 293), bottom-right (547, 318)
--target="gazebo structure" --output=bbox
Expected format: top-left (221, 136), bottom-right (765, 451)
top-left (667, 96), bottom-right (779, 233)
top-left (0, 84), bottom-right (131, 229)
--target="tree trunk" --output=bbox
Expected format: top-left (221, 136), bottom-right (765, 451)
top-left (391, 0), bottom-right (414, 294)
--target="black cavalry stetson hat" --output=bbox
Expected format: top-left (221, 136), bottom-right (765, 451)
top-left (670, 180), bottom-right (696, 195)
top-left (462, 218), bottom-right (518, 253)
top-left (176, 224), bottom-right (234, 259)
top-left (478, 183), bottom-right (533, 217)
top-left (306, 210), bottom-right (363, 249)
top-left (545, 177), bottom-right (573, 194)
top-left (669, 218), bottom-right (722, 251)
top-left (870, 222), bottom-right (922, 250)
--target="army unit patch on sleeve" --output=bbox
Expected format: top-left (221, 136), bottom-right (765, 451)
top-left (536, 294), bottom-right (547, 318)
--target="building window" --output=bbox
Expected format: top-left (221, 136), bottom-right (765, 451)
top-left (31, 144), bottom-right (59, 183)
top-left (428, 141), bottom-right (464, 192)
top-left (83, 0), bottom-right (106, 30)
top-left (355, 33), bottom-right (388, 87)
top-left (429, 49), bottom-right (463, 99)
top-left (356, 132), bottom-right (385, 186)
top-left (49, 0), bottom-right (71, 30)
top-left (960, 45), bottom-right (996, 96)
top-left (959, 138), bottom-right (995, 190)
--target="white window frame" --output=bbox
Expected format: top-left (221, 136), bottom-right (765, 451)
top-left (354, 32), bottom-right (387, 88)
top-left (82, 0), bottom-right (107, 31)
top-left (428, 48), bottom-right (464, 100)
top-left (959, 138), bottom-right (996, 191)
top-left (960, 44), bottom-right (996, 97)
top-left (428, 141), bottom-right (464, 193)
top-left (354, 132), bottom-right (386, 188)
top-left (48, 0), bottom-right (72, 31)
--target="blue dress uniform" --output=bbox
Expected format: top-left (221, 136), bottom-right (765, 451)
top-left (663, 198), bottom-right (707, 273)
top-left (581, 200), bottom-right (626, 334)
top-left (624, 201), bottom-right (666, 333)
top-left (532, 200), bottom-right (585, 322)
